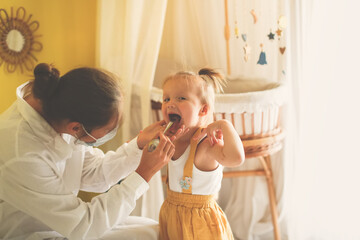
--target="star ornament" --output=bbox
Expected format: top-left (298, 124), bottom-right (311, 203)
top-left (268, 31), bottom-right (275, 40)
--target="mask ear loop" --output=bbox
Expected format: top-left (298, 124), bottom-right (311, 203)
top-left (74, 125), bottom-right (97, 145)
top-left (81, 124), bottom-right (97, 141)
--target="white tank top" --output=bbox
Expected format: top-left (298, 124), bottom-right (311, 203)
top-left (168, 145), bottom-right (224, 195)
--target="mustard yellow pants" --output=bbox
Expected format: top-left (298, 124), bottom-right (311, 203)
top-left (159, 189), bottom-right (234, 240)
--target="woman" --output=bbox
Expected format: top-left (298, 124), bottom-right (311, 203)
top-left (0, 63), bottom-right (183, 239)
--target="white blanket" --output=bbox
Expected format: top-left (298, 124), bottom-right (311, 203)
top-left (10, 216), bottom-right (159, 240)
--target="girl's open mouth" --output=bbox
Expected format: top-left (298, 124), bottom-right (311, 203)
top-left (168, 113), bottom-right (181, 134)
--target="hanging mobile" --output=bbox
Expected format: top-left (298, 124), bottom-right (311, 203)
top-left (243, 43), bottom-right (251, 62)
top-left (278, 15), bottom-right (288, 30)
top-left (250, 9), bottom-right (258, 24)
top-left (241, 34), bottom-right (247, 42)
top-left (257, 43), bottom-right (267, 65)
top-left (234, 21), bottom-right (239, 38)
top-left (276, 28), bottom-right (282, 40)
top-left (242, 33), bottom-right (250, 62)
top-left (279, 47), bottom-right (286, 55)
top-left (268, 29), bottom-right (275, 40)
top-left (250, 9), bottom-right (257, 24)
top-left (234, 1), bottom-right (239, 38)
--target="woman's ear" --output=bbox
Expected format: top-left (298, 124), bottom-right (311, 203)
top-left (66, 122), bottom-right (82, 136)
top-left (199, 104), bottom-right (209, 116)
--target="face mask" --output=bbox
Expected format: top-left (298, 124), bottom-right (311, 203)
top-left (76, 124), bottom-right (118, 147)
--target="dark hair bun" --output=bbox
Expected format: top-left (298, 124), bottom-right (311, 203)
top-left (33, 63), bottom-right (60, 101)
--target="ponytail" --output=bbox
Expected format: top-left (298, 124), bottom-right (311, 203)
top-left (198, 68), bottom-right (227, 93)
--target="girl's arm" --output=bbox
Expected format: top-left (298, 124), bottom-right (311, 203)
top-left (196, 119), bottom-right (245, 167)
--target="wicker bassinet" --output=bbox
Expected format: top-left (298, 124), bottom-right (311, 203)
top-left (150, 78), bottom-right (286, 141)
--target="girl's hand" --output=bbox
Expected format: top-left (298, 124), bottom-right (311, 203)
top-left (194, 119), bottom-right (245, 167)
top-left (193, 121), bottom-right (224, 146)
top-left (136, 132), bottom-right (175, 182)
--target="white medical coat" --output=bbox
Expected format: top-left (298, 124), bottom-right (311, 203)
top-left (0, 83), bottom-right (150, 239)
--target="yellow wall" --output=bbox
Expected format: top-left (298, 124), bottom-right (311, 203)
top-left (0, 0), bottom-right (97, 113)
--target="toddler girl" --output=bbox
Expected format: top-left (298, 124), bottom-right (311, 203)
top-left (159, 68), bottom-right (245, 240)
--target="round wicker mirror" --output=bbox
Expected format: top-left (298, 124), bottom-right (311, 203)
top-left (0, 7), bottom-right (42, 73)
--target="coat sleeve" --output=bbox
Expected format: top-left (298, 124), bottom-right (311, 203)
top-left (80, 137), bottom-right (143, 192)
top-left (0, 154), bottom-right (149, 240)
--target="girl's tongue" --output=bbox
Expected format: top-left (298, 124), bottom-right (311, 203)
top-left (168, 114), bottom-right (181, 134)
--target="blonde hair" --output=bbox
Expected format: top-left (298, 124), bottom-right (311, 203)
top-left (163, 68), bottom-right (227, 113)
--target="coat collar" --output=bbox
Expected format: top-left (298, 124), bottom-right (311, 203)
top-left (16, 82), bottom-right (73, 160)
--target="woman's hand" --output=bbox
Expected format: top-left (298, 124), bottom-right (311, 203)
top-left (167, 124), bottom-right (189, 142)
top-left (135, 132), bottom-right (175, 182)
top-left (137, 120), bottom-right (166, 149)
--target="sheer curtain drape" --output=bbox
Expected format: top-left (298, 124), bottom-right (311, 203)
top-left (97, 0), bottom-right (167, 144)
top-left (288, 0), bottom-right (360, 239)
top-left (153, 0), bottom-right (227, 88)
top-left (96, 0), bottom-right (167, 220)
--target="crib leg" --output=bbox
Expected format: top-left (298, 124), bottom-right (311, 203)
top-left (259, 155), bottom-right (281, 240)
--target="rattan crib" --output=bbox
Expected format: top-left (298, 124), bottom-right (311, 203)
top-left (151, 78), bottom-right (285, 139)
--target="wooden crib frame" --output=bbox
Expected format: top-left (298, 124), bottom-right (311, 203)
top-left (221, 111), bottom-right (284, 240)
